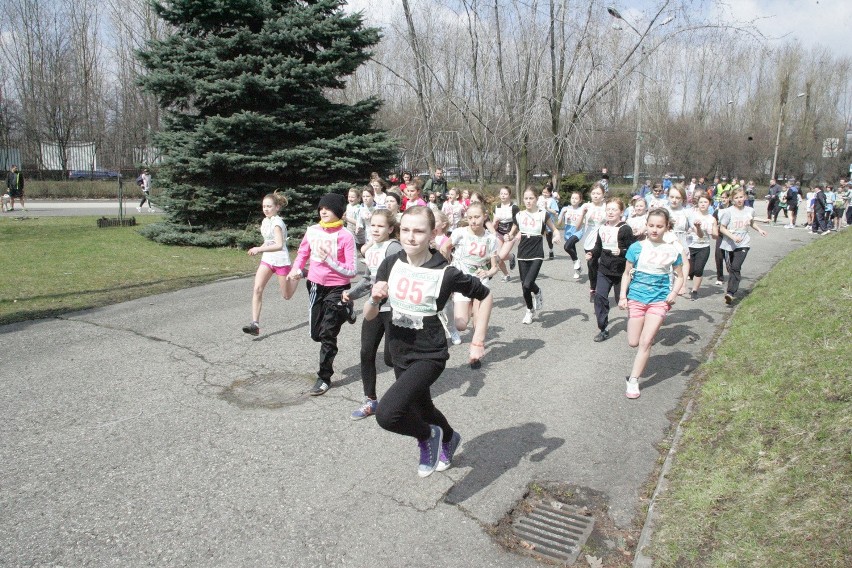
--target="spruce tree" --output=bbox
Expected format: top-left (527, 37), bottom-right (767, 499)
top-left (137, 0), bottom-right (396, 231)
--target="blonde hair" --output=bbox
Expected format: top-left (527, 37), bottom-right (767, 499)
top-left (264, 190), bottom-right (288, 208)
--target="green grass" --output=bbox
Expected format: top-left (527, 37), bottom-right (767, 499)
top-left (0, 216), bottom-right (258, 324)
top-left (650, 229), bottom-right (852, 567)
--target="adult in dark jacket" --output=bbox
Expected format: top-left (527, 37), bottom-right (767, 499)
top-left (6, 165), bottom-right (25, 211)
top-left (423, 168), bottom-right (448, 204)
top-left (811, 185), bottom-right (830, 234)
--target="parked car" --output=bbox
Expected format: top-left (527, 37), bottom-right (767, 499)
top-left (69, 169), bottom-right (121, 180)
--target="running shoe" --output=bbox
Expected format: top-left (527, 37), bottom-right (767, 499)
top-left (626, 377), bottom-right (641, 399)
top-left (242, 322), bottom-right (260, 336)
top-left (573, 260), bottom-right (581, 271)
top-left (136, 207), bottom-right (142, 212)
top-left (509, 254), bottom-right (516, 270)
top-left (309, 379), bottom-right (330, 396)
top-left (573, 271), bottom-right (580, 280)
top-left (589, 290), bottom-right (595, 303)
top-left (436, 431), bottom-right (462, 472)
top-left (417, 425), bottom-right (443, 478)
top-left (350, 398), bottom-right (378, 420)
top-left (522, 310), bottom-right (534, 324)
top-left (501, 274), bottom-right (511, 283)
top-left (690, 290), bottom-right (698, 301)
top-left (449, 329), bottom-right (462, 345)
top-left (593, 329), bottom-right (610, 342)
top-left (534, 289), bottom-right (544, 310)
top-left (714, 280), bottom-right (724, 286)
top-left (724, 293), bottom-right (734, 305)
top-left (548, 251), bottom-right (554, 260)
top-left (821, 230), bottom-right (831, 235)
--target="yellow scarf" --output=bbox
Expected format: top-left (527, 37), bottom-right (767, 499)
top-left (319, 220), bottom-right (343, 229)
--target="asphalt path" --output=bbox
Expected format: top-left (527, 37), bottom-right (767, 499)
top-left (0, 202), bottom-right (815, 566)
top-left (2, 198), bottom-right (162, 217)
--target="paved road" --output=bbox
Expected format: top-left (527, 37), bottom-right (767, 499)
top-left (0, 208), bottom-right (814, 566)
top-left (2, 199), bottom-right (162, 218)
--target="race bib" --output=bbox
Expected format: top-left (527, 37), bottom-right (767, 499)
top-left (365, 240), bottom-right (392, 272)
top-left (455, 232), bottom-right (494, 273)
top-left (306, 226), bottom-right (339, 263)
top-left (599, 225), bottom-right (620, 253)
top-left (518, 210), bottom-right (544, 236)
top-left (387, 262), bottom-right (444, 318)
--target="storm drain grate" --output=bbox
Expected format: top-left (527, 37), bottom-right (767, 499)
top-left (219, 372), bottom-right (316, 409)
top-left (512, 503), bottom-right (595, 565)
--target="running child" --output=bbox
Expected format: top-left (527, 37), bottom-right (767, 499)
top-left (366, 206), bottom-right (493, 477)
top-left (626, 196), bottom-right (648, 239)
top-left (717, 187), bottom-right (768, 305)
top-left (558, 191), bottom-right (585, 279)
top-left (686, 194), bottom-right (716, 299)
top-left (618, 208), bottom-right (685, 399)
top-left (358, 187), bottom-right (376, 248)
top-left (493, 186), bottom-right (520, 281)
top-left (667, 185), bottom-right (692, 295)
top-left (506, 186), bottom-right (561, 324)
top-left (575, 184), bottom-right (607, 302)
top-left (242, 191), bottom-right (299, 336)
top-left (442, 188), bottom-right (465, 231)
top-left (342, 210), bottom-right (403, 420)
top-left (713, 191), bottom-right (731, 285)
top-left (539, 185), bottom-right (560, 259)
top-left (587, 198), bottom-right (635, 342)
top-left (288, 192), bottom-right (358, 396)
top-left (345, 187), bottom-right (365, 250)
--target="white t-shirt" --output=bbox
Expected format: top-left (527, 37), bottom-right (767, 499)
top-left (718, 206), bottom-right (755, 251)
top-left (260, 216), bottom-right (290, 267)
top-left (580, 203), bottom-right (606, 250)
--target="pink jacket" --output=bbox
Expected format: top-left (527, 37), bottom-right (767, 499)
top-left (292, 225), bottom-right (358, 286)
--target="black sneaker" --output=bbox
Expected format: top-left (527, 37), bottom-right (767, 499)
top-left (548, 251), bottom-right (554, 260)
top-left (309, 379), bottom-right (330, 396)
top-left (509, 254), bottom-right (516, 270)
top-left (242, 322), bottom-right (260, 336)
top-left (593, 329), bottom-right (610, 342)
top-left (690, 290), bottom-right (698, 301)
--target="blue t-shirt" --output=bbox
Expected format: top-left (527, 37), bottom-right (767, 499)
top-left (625, 240), bottom-right (683, 304)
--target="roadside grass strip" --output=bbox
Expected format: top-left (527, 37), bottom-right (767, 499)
top-left (0, 216), bottom-right (257, 324)
top-left (650, 228), bottom-right (851, 567)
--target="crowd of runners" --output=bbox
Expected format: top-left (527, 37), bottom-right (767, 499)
top-left (238, 170), bottom-right (849, 478)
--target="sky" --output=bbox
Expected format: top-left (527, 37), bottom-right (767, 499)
top-left (343, 0), bottom-right (852, 58)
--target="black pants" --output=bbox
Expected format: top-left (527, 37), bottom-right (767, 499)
top-left (360, 310), bottom-right (393, 399)
top-left (518, 259), bottom-right (543, 309)
top-left (594, 272), bottom-right (621, 331)
top-left (812, 208), bottom-right (829, 233)
top-left (545, 231), bottom-right (554, 253)
top-left (766, 197), bottom-right (777, 219)
top-left (724, 248), bottom-right (749, 295)
top-left (307, 281), bottom-right (349, 383)
top-left (586, 249), bottom-right (598, 290)
top-left (563, 235), bottom-right (580, 261)
top-left (139, 192), bottom-right (150, 208)
top-left (376, 358), bottom-right (453, 443)
top-left (688, 246), bottom-right (711, 278)
top-left (846, 206), bottom-right (852, 225)
top-left (714, 238), bottom-right (725, 281)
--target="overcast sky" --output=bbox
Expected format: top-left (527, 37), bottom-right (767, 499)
top-left (344, 0), bottom-right (852, 58)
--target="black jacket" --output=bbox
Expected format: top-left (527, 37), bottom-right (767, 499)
top-left (591, 223), bottom-right (636, 277)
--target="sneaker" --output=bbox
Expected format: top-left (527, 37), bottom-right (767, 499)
top-left (350, 398), bottom-right (378, 420)
top-left (522, 309), bottom-right (534, 324)
top-left (436, 431), bottom-right (462, 472)
top-left (242, 322), bottom-right (260, 336)
top-left (136, 207), bottom-right (142, 212)
top-left (501, 274), bottom-right (511, 283)
top-left (593, 329), bottom-right (610, 342)
top-left (589, 290), bottom-right (595, 303)
top-left (342, 300), bottom-right (357, 324)
top-left (449, 329), bottom-right (462, 345)
top-left (573, 259), bottom-right (581, 271)
top-left (821, 230), bottom-right (831, 235)
top-left (626, 377), bottom-right (641, 399)
top-left (534, 289), bottom-right (543, 310)
top-left (417, 425), bottom-right (443, 478)
top-left (309, 379), bottom-right (330, 396)
top-left (714, 280), bottom-right (724, 286)
top-left (690, 290), bottom-right (698, 301)
top-left (509, 254), bottom-right (516, 270)
top-left (724, 293), bottom-right (734, 305)
top-left (573, 271), bottom-right (580, 280)
top-left (548, 251), bottom-right (554, 260)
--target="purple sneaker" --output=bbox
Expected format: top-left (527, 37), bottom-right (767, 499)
top-left (417, 425), bottom-right (443, 478)
top-left (436, 431), bottom-right (461, 472)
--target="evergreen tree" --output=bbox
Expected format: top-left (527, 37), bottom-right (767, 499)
top-left (137, 0), bottom-right (396, 231)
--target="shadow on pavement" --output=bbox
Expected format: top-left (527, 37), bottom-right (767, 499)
top-left (640, 350), bottom-right (699, 391)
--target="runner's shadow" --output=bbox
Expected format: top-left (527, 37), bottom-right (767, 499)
top-left (667, 308), bottom-right (715, 325)
top-left (445, 422), bottom-right (564, 505)
top-left (655, 324), bottom-right (701, 347)
top-left (492, 296), bottom-right (524, 310)
top-left (538, 308), bottom-right (589, 329)
top-left (252, 321), bottom-right (308, 341)
top-left (436, 366), bottom-right (486, 398)
top-left (641, 350), bottom-right (699, 390)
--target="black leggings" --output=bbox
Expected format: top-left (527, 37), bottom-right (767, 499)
top-left (139, 192), bottom-right (150, 208)
top-left (714, 238), bottom-right (725, 281)
top-left (518, 259), bottom-right (543, 309)
top-left (563, 235), bottom-right (580, 261)
top-left (724, 247), bottom-right (750, 295)
top-left (376, 358), bottom-right (453, 443)
top-left (545, 231), bottom-right (554, 252)
top-left (594, 272), bottom-right (621, 331)
top-left (586, 249), bottom-right (598, 291)
top-left (360, 310), bottom-right (392, 399)
top-left (688, 246), bottom-right (711, 278)
top-left (307, 281), bottom-right (348, 383)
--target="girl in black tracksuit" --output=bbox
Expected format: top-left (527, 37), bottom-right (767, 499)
top-left (365, 206), bottom-right (493, 478)
top-left (587, 198), bottom-right (635, 342)
top-left (343, 209), bottom-right (403, 420)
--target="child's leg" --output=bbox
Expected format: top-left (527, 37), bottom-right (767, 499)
top-left (714, 239), bottom-right (725, 281)
top-left (545, 231), bottom-right (554, 253)
top-left (251, 265), bottom-right (275, 323)
top-left (376, 359), bottom-right (450, 441)
top-left (519, 259), bottom-right (543, 309)
top-left (316, 288), bottom-right (347, 384)
top-left (453, 298), bottom-right (471, 333)
top-left (594, 272), bottom-right (614, 331)
top-left (629, 313), bottom-right (666, 379)
top-left (359, 315), bottom-right (386, 399)
top-left (725, 248), bottom-right (749, 295)
top-left (275, 267), bottom-right (299, 300)
top-left (563, 235), bottom-right (580, 261)
top-left (586, 250), bottom-right (598, 292)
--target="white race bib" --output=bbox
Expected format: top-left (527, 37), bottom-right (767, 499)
top-left (388, 262), bottom-right (444, 318)
top-left (517, 210), bottom-right (545, 236)
top-left (306, 226), bottom-right (339, 263)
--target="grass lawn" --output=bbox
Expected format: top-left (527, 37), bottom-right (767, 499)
top-left (650, 228), bottom-right (851, 566)
top-left (0, 216), bottom-right (258, 325)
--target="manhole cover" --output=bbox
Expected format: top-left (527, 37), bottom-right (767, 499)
top-left (219, 372), bottom-right (316, 409)
top-left (512, 503), bottom-right (595, 565)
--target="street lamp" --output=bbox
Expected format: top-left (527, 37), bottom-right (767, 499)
top-left (607, 7), bottom-right (674, 192)
top-left (770, 92), bottom-right (806, 183)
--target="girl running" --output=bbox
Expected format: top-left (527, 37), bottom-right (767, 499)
top-left (575, 184), bottom-right (607, 302)
top-left (366, 206), bottom-right (493, 477)
top-left (370, 177), bottom-right (389, 209)
top-left (506, 186), bottom-right (561, 324)
top-left (558, 191), bottom-right (585, 279)
top-left (667, 185), bottom-right (692, 296)
top-left (441, 202), bottom-right (500, 344)
top-left (386, 191), bottom-right (403, 223)
top-left (618, 208), bottom-right (685, 399)
top-left (626, 196), bottom-right (648, 239)
top-left (540, 185), bottom-right (560, 260)
top-left (242, 191), bottom-right (298, 336)
top-left (343, 210), bottom-right (403, 420)
top-left (587, 198), bottom-right (635, 342)
top-left (358, 187), bottom-right (376, 248)
top-left (493, 186), bottom-right (520, 282)
top-left (442, 188), bottom-right (465, 231)
top-left (713, 191), bottom-right (731, 286)
top-left (717, 188), bottom-right (769, 305)
top-left (345, 187), bottom-right (365, 250)
top-left (288, 193), bottom-right (358, 396)
top-left (686, 194), bottom-right (716, 300)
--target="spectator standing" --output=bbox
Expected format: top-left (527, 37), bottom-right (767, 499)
top-left (6, 165), bottom-right (25, 211)
top-left (423, 168), bottom-right (448, 204)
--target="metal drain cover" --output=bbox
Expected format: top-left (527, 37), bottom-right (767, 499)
top-left (219, 372), bottom-right (316, 409)
top-left (512, 503), bottom-right (595, 565)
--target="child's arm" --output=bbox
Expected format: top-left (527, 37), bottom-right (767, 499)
top-left (325, 231), bottom-right (357, 278)
top-left (618, 259), bottom-right (635, 309)
top-left (667, 262), bottom-right (685, 305)
top-left (546, 217), bottom-right (561, 243)
top-left (287, 234), bottom-right (312, 279)
top-left (574, 204), bottom-right (587, 230)
top-left (248, 225), bottom-right (285, 256)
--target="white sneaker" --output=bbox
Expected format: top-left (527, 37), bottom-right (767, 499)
top-left (501, 274), bottom-right (511, 283)
top-left (449, 329), bottom-right (462, 345)
top-left (626, 377), bottom-right (641, 399)
top-left (573, 260), bottom-right (581, 271)
top-left (522, 310), bottom-right (534, 324)
top-left (573, 271), bottom-right (580, 280)
top-left (136, 207), bottom-right (142, 212)
top-left (534, 290), bottom-right (543, 310)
